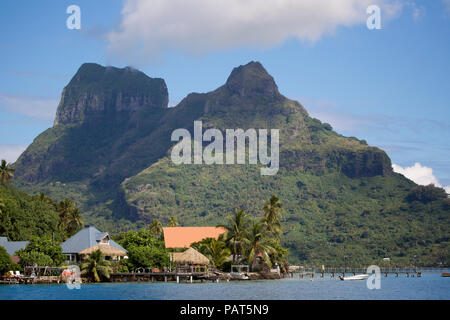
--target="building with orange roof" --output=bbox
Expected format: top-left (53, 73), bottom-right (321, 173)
top-left (163, 227), bottom-right (226, 249)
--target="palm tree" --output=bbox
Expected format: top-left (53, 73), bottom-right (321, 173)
top-left (0, 196), bottom-right (5, 215)
top-left (168, 216), bottom-right (179, 227)
top-left (245, 219), bottom-right (275, 271)
top-left (37, 193), bottom-right (55, 208)
top-left (149, 219), bottom-right (163, 235)
top-left (0, 160), bottom-right (15, 185)
top-left (262, 195), bottom-right (283, 238)
top-left (56, 199), bottom-right (75, 228)
top-left (66, 208), bottom-right (83, 236)
top-left (218, 209), bottom-right (250, 264)
top-left (80, 249), bottom-right (112, 282)
top-left (199, 238), bottom-right (231, 269)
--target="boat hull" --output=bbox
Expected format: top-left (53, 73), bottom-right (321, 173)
top-left (339, 274), bottom-right (369, 281)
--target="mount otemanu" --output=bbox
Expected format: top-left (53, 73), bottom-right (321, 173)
top-left (11, 62), bottom-right (450, 265)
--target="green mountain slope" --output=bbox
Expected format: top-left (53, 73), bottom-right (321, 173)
top-left (12, 62), bottom-right (449, 266)
top-left (0, 185), bottom-right (63, 242)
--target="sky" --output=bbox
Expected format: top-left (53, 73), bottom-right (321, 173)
top-left (0, 0), bottom-right (449, 192)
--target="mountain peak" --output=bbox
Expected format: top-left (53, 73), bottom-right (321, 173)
top-left (225, 61), bottom-right (280, 99)
top-left (54, 63), bottom-right (168, 126)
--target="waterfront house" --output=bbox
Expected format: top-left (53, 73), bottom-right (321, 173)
top-left (60, 225), bottom-right (127, 263)
top-left (163, 227), bottom-right (226, 249)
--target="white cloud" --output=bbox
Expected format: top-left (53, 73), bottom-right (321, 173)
top-left (443, 0), bottom-right (450, 12)
top-left (107, 0), bottom-right (402, 63)
top-left (392, 162), bottom-right (449, 193)
top-left (0, 94), bottom-right (58, 120)
top-left (0, 144), bottom-right (27, 164)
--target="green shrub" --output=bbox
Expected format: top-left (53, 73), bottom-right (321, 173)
top-left (18, 251), bottom-right (53, 267)
top-left (127, 245), bottom-right (169, 269)
top-left (16, 236), bottom-right (65, 266)
top-left (0, 246), bottom-right (12, 275)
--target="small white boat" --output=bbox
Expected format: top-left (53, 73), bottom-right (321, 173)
top-left (339, 274), bottom-right (369, 281)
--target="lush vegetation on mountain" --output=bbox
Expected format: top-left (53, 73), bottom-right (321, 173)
top-left (9, 62), bottom-right (449, 267)
top-left (0, 170), bottom-right (83, 243)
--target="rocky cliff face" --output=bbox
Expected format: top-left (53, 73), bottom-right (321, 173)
top-left (15, 61), bottom-right (393, 223)
top-left (54, 63), bottom-right (168, 126)
top-left (225, 61), bottom-right (281, 99)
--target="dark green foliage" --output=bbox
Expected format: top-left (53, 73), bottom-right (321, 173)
top-left (80, 249), bottom-right (112, 282)
top-left (17, 236), bottom-right (65, 266)
top-left (0, 185), bottom-right (82, 243)
top-left (0, 246), bottom-right (12, 275)
top-left (406, 184), bottom-right (447, 203)
top-left (0, 185), bottom-right (64, 242)
top-left (114, 228), bottom-right (161, 248)
top-left (18, 251), bottom-right (53, 267)
top-left (114, 229), bottom-right (169, 270)
top-left (267, 238), bottom-right (289, 272)
top-left (191, 238), bottom-right (231, 269)
top-left (127, 246), bottom-right (169, 269)
top-left (0, 160), bottom-right (15, 185)
top-left (56, 199), bottom-right (83, 239)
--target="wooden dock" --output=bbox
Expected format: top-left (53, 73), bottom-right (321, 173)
top-left (284, 267), bottom-right (450, 279)
top-left (110, 271), bottom-right (220, 283)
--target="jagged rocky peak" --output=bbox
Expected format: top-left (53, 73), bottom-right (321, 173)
top-left (225, 61), bottom-right (281, 99)
top-left (54, 63), bottom-right (168, 126)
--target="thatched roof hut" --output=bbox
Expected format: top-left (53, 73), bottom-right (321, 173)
top-left (79, 244), bottom-right (127, 257)
top-left (172, 248), bottom-right (210, 266)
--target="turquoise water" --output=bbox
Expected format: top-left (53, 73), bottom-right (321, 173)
top-left (0, 273), bottom-right (449, 300)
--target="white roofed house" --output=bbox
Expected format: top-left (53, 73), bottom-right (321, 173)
top-left (60, 225), bottom-right (127, 263)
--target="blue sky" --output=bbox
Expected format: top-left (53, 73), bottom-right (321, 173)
top-left (0, 0), bottom-right (449, 190)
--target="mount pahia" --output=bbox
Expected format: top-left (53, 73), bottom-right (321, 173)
top-left (11, 62), bottom-right (449, 265)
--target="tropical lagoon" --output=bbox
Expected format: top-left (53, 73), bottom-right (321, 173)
top-left (1, 273), bottom-right (449, 300)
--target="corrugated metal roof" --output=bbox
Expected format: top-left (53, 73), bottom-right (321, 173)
top-left (60, 226), bottom-right (127, 254)
top-left (163, 227), bottom-right (226, 248)
top-left (0, 237), bottom-right (29, 255)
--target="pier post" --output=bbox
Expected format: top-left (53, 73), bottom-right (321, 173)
top-left (164, 276), bottom-right (167, 282)
top-left (190, 276), bottom-right (192, 283)
top-left (177, 276), bottom-right (179, 283)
